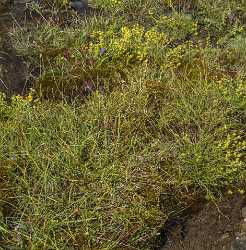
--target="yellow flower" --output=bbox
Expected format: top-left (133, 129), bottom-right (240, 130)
top-left (27, 94), bottom-right (33, 102)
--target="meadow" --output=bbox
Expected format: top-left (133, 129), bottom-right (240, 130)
top-left (0, 0), bottom-right (245, 249)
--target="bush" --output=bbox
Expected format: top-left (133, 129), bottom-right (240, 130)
top-left (0, 69), bottom-right (245, 248)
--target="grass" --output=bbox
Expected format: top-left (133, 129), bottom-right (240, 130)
top-left (0, 0), bottom-right (246, 249)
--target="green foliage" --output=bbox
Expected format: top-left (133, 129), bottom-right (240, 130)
top-left (1, 0), bottom-right (246, 249)
top-left (155, 13), bottom-right (198, 40)
top-left (1, 71), bottom-right (245, 249)
top-left (90, 24), bottom-right (169, 65)
top-left (93, 0), bottom-right (123, 9)
top-left (49, 0), bottom-right (70, 8)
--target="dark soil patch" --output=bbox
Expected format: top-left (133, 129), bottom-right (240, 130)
top-left (0, 34), bottom-right (28, 96)
top-left (0, 0), bottom-right (30, 96)
top-left (160, 194), bottom-right (246, 250)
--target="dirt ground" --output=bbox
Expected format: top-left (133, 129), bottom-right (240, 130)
top-left (160, 194), bottom-right (246, 250)
top-left (0, 34), bottom-right (28, 96)
top-left (0, 1), bottom-right (29, 96)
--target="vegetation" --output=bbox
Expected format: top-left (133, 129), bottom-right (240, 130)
top-left (0, 0), bottom-right (245, 249)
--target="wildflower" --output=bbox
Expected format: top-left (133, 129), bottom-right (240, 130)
top-left (99, 48), bottom-right (106, 55)
top-left (27, 94), bottom-right (33, 102)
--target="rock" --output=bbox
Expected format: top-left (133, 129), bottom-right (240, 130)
top-left (70, 0), bottom-right (88, 14)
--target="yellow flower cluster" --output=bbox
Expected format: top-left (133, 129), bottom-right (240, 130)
top-left (223, 132), bottom-right (245, 164)
top-left (145, 28), bottom-right (169, 46)
top-left (12, 89), bottom-right (35, 104)
top-left (163, 43), bottom-right (189, 70)
top-left (217, 78), bottom-right (246, 107)
top-left (218, 126), bottom-right (246, 170)
top-left (90, 25), bottom-right (169, 64)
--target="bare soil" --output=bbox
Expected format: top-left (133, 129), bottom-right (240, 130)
top-left (0, 34), bottom-right (28, 96)
top-left (0, 0), bottom-right (29, 96)
top-left (161, 194), bottom-right (246, 250)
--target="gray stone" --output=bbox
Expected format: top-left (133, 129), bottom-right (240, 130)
top-left (70, 0), bottom-right (88, 13)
